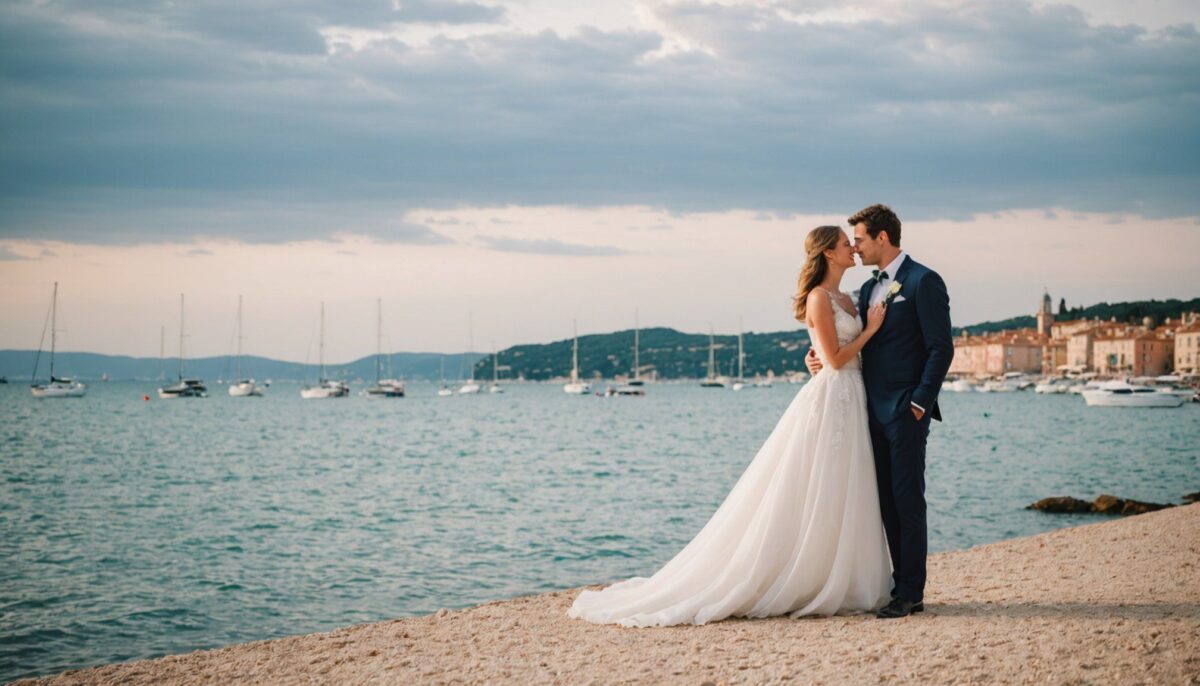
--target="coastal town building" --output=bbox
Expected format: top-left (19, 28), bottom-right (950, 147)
top-left (1173, 320), bottom-right (1200, 375)
top-left (951, 294), bottom-right (1199, 379)
top-left (949, 330), bottom-right (1044, 377)
top-left (1092, 331), bottom-right (1174, 377)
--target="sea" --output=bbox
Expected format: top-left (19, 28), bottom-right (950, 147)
top-left (2, 380), bottom-right (1197, 682)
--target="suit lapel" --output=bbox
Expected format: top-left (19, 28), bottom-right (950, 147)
top-left (858, 278), bottom-right (872, 326)
top-left (892, 255), bottom-right (914, 295)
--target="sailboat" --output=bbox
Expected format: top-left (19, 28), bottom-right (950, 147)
top-left (488, 341), bottom-right (504, 394)
top-left (228, 295), bottom-right (264, 397)
top-left (158, 294), bottom-right (207, 398)
top-left (458, 313), bottom-right (482, 394)
top-left (614, 311), bottom-right (646, 396)
top-left (626, 309), bottom-right (645, 387)
top-left (563, 320), bottom-right (591, 395)
top-left (300, 301), bottom-right (349, 399)
top-left (362, 299), bottom-right (405, 398)
top-left (732, 320), bottom-right (748, 391)
top-left (30, 282), bottom-right (87, 398)
top-left (437, 356), bottom-right (454, 396)
top-left (700, 326), bottom-right (727, 388)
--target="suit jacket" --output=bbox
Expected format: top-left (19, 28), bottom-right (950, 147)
top-left (858, 256), bottom-right (953, 425)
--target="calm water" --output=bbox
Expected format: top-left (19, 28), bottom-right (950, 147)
top-left (2, 381), bottom-right (1197, 681)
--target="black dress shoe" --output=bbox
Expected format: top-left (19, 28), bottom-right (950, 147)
top-left (875, 598), bottom-right (924, 619)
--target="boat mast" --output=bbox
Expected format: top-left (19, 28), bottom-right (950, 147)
top-left (318, 301), bottom-right (326, 382)
top-left (49, 282), bottom-right (58, 380)
top-left (376, 298), bottom-right (383, 384)
top-left (707, 326), bottom-right (716, 380)
top-left (159, 325), bottom-right (165, 381)
top-left (737, 317), bottom-right (744, 382)
top-left (633, 308), bottom-right (640, 381)
top-left (178, 293), bottom-right (185, 382)
top-left (571, 320), bottom-right (580, 384)
top-left (236, 295), bottom-right (244, 380)
top-left (467, 312), bottom-right (475, 383)
top-left (492, 341), bottom-right (499, 384)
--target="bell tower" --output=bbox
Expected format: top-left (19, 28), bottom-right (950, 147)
top-left (1037, 289), bottom-right (1054, 337)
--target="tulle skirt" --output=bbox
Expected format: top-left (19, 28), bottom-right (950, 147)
top-left (568, 368), bottom-right (891, 627)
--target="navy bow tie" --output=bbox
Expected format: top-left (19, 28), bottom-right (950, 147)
top-left (872, 269), bottom-right (889, 284)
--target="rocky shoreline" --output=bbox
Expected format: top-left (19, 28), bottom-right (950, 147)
top-left (17, 505), bottom-right (1200, 685)
top-left (1026, 493), bottom-right (1185, 515)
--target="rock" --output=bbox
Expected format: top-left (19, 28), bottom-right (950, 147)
top-left (1119, 500), bottom-right (1173, 515)
top-left (1027, 495), bottom-right (1173, 515)
top-left (1093, 495), bottom-right (1173, 515)
top-left (1183, 492), bottom-right (1200, 504)
top-left (1027, 497), bottom-right (1093, 513)
top-left (1092, 495), bottom-right (1123, 514)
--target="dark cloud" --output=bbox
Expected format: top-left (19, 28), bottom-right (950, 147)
top-left (36, 0), bottom-right (504, 53)
top-left (476, 235), bottom-right (628, 256)
top-left (0, 0), bottom-right (1197, 244)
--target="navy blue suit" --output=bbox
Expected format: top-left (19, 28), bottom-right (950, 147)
top-left (857, 256), bottom-right (952, 604)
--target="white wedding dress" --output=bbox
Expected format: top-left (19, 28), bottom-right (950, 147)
top-left (568, 295), bottom-right (892, 627)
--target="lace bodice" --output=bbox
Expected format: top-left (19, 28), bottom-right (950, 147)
top-left (810, 292), bottom-right (862, 371)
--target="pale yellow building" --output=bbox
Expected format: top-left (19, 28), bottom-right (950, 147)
top-left (1175, 321), bottom-right (1200, 375)
top-left (1066, 328), bottom-right (1099, 371)
top-left (956, 297), bottom-right (1196, 378)
top-left (1042, 339), bottom-right (1068, 376)
top-left (1093, 333), bottom-right (1175, 377)
top-left (951, 330), bottom-right (1045, 377)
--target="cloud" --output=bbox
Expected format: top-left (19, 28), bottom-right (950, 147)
top-left (182, 247), bottom-right (214, 257)
top-left (362, 221), bottom-right (454, 245)
top-left (476, 235), bottom-right (628, 256)
top-left (0, 246), bottom-right (33, 261)
top-left (0, 0), bottom-right (1197, 245)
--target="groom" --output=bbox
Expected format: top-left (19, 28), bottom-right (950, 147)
top-left (806, 204), bottom-right (953, 619)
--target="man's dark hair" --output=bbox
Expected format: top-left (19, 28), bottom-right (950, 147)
top-left (848, 204), bottom-right (901, 247)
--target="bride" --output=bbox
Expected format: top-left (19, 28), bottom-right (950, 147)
top-left (568, 226), bottom-right (892, 627)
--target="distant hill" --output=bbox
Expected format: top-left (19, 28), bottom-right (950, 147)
top-left (0, 351), bottom-right (486, 384)
top-left (493, 327), bottom-right (811, 381)
top-left (5, 296), bottom-right (1194, 382)
top-left (0, 327), bottom-right (814, 383)
top-left (954, 297), bottom-right (1200, 336)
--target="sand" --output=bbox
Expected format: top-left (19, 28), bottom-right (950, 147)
top-left (17, 504), bottom-right (1200, 685)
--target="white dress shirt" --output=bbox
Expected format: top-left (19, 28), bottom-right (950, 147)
top-left (869, 251), bottom-right (908, 307)
top-left (866, 251), bottom-right (926, 415)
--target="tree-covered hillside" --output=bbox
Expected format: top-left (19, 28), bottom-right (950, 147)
top-left (477, 327), bottom-right (812, 381)
top-left (954, 298), bottom-right (1200, 336)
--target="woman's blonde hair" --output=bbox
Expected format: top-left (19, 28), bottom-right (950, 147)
top-left (792, 225), bottom-right (844, 322)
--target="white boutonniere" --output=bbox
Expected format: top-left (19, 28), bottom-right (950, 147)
top-left (885, 281), bottom-right (903, 305)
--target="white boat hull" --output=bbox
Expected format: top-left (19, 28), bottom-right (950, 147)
top-left (362, 381), bottom-right (405, 398)
top-left (228, 381), bottom-right (264, 397)
top-left (301, 381), bottom-right (349, 399)
top-left (158, 380), bottom-right (207, 398)
top-left (31, 382), bottom-right (87, 398)
top-left (563, 383), bottom-right (590, 395)
top-left (1082, 382), bottom-right (1187, 408)
top-left (1082, 391), bottom-right (1186, 408)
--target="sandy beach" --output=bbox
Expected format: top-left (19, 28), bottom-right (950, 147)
top-left (17, 504), bottom-right (1200, 685)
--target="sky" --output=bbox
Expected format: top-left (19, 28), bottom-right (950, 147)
top-left (1, 0), bottom-right (1198, 362)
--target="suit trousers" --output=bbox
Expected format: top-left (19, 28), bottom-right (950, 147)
top-left (868, 407), bottom-right (930, 603)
